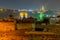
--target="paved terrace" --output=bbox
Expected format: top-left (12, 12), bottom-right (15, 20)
top-left (0, 21), bottom-right (60, 40)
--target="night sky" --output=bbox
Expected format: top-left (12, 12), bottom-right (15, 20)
top-left (0, 0), bottom-right (60, 10)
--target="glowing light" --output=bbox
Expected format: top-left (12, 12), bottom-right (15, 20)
top-left (40, 13), bottom-right (44, 19)
top-left (53, 15), bottom-right (56, 17)
top-left (34, 12), bottom-right (44, 21)
top-left (19, 11), bottom-right (28, 19)
top-left (42, 5), bottom-right (45, 11)
top-left (40, 5), bottom-right (45, 12)
top-left (0, 8), bottom-right (3, 12)
top-left (20, 12), bottom-right (23, 16)
top-left (25, 13), bottom-right (28, 18)
top-left (28, 9), bottom-right (33, 11)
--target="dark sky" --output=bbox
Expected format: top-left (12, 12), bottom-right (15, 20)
top-left (0, 0), bottom-right (60, 10)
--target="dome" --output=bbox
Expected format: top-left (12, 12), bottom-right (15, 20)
top-left (19, 11), bottom-right (28, 19)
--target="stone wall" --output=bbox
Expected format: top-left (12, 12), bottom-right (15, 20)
top-left (0, 31), bottom-right (60, 40)
top-left (17, 23), bottom-right (60, 33)
top-left (40, 24), bottom-right (60, 33)
top-left (17, 23), bottom-right (32, 31)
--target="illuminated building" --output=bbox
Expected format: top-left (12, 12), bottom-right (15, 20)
top-left (19, 10), bottom-right (28, 19)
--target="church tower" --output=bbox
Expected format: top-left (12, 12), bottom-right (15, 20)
top-left (40, 5), bottom-right (46, 13)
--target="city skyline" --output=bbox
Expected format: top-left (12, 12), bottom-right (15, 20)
top-left (0, 0), bottom-right (60, 10)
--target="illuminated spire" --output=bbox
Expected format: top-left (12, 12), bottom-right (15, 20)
top-left (40, 5), bottom-right (45, 12)
top-left (42, 5), bottom-right (45, 11)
